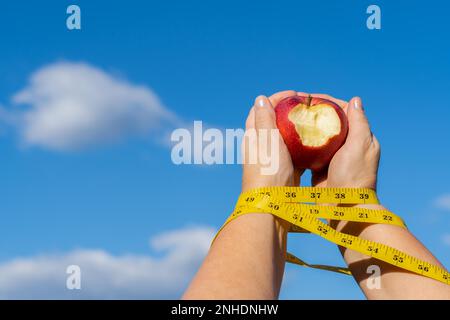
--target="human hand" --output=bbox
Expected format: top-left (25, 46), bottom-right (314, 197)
top-left (297, 93), bottom-right (380, 190)
top-left (241, 90), bottom-right (304, 193)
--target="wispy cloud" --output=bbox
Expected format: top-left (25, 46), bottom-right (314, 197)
top-left (6, 61), bottom-right (179, 151)
top-left (1, 61), bottom-right (244, 161)
top-left (433, 194), bottom-right (450, 211)
top-left (0, 226), bottom-right (214, 299)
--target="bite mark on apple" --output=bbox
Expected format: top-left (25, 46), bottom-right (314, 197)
top-left (287, 103), bottom-right (341, 147)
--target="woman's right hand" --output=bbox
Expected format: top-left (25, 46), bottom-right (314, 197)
top-left (294, 93), bottom-right (450, 300)
top-left (298, 94), bottom-right (381, 191)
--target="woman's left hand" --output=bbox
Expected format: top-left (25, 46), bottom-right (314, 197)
top-left (242, 90), bottom-right (304, 193)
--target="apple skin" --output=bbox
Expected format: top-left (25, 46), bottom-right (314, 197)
top-left (274, 95), bottom-right (348, 171)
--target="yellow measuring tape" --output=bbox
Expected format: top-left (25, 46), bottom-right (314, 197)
top-left (214, 187), bottom-right (450, 285)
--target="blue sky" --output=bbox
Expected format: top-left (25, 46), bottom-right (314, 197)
top-left (0, 0), bottom-right (449, 299)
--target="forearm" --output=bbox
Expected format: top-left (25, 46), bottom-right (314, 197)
top-left (333, 204), bottom-right (450, 299)
top-left (182, 213), bottom-right (288, 299)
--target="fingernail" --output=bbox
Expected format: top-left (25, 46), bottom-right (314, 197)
top-left (353, 97), bottom-right (363, 110)
top-left (256, 95), bottom-right (267, 108)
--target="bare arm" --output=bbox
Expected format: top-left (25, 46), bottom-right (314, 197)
top-left (310, 93), bottom-right (450, 299)
top-left (182, 214), bottom-right (287, 299)
top-left (333, 204), bottom-right (450, 299)
top-left (183, 91), bottom-right (301, 299)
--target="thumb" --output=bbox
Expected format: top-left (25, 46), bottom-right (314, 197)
top-left (254, 95), bottom-right (277, 130)
top-left (346, 97), bottom-right (372, 143)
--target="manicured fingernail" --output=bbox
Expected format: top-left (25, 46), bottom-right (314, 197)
top-left (353, 97), bottom-right (363, 110)
top-left (256, 95), bottom-right (268, 108)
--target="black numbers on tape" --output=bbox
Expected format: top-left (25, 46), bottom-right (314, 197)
top-left (367, 246), bottom-right (379, 253)
top-left (359, 193), bottom-right (369, 200)
top-left (333, 211), bottom-right (344, 217)
top-left (268, 202), bottom-right (280, 210)
top-left (310, 192), bottom-right (321, 199)
top-left (285, 192), bottom-right (297, 198)
top-left (317, 225), bottom-right (328, 234)
top-left (341, 238), bottom-right (353, 245)
top-left (418, 265), bottom-right (429, 272)
top-left (227, 187), bottom-right (450, 286)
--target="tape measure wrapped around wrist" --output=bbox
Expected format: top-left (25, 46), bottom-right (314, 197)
top-left (213, 187), bottom-right (450, 285)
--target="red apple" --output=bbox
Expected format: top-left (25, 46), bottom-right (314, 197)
top-left (274, 95), bottom-right (348, 170)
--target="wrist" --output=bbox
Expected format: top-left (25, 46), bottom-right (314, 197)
top-left (327, 176), bottom-right (377, 191)
top-left (220, 213), bottom-right (289, 251)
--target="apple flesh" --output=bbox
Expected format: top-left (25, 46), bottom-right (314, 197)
top-left (274, 96), bottom-right (348, 170)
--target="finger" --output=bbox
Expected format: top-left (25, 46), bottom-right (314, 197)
top-left (371, 134), bottom-right (381, 153)
top-left (310, 93), bottom-right (347, 108)
top-left (372, 133), bottom-right (379, 147)
top-left (346, 97), bottom-right (372, 143)
top-left (310, 93), bottom-right (348, 109)
top-left (268, 90), bottom-right (297, 108)
top-left (245, 106), bottom-right (256, 130)
top-left (254, 95), bottom-right (277, 130)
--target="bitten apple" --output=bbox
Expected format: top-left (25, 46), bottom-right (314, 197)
top-left (274, 95), bottom-right (348, 170)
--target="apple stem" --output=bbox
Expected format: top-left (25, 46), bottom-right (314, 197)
top-left (306, 95), bottom-right (312, 106)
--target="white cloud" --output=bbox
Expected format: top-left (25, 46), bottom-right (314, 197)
top-left (433, 194), bottom-right (450, 211)
top-left (0, 226), bottom-right (215, 299)
top-left (1, 61), bottom-right (245, 157)
top-left (442, 234), bottom-right (450, 247)
top-left (10, 62), bottom-right (179, 151)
